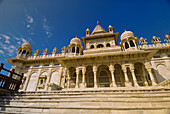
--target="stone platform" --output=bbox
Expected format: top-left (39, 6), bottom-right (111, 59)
top-left (0, 86), bottom-right (170, 114)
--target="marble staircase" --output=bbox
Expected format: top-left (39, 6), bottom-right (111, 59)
top-left (0, 87), bottom-right (170, 114)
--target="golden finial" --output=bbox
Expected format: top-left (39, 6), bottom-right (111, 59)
top-left (124, 29), bottom-right (126, 31)
top-left (97, 21), bottom-right (99, 25)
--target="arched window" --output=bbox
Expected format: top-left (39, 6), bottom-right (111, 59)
top-left (130, 40), bottom-right (135, 47)
top-left (72, 47), bottom-right (75, 53)
top-left (125, 42), bottom-right (129, 49)
top-left (26, 52), bottom-right (29, 56)
top-left (97, 44), bottom-right (104, 48)
top-left (100, 70), bottom-right (107, 76)
top-left (76, 47), bottom-right (79, 53)
top-left (106, 43), bottom-right (110, 47)
top-left (90, 45), bottom-right (94, 49)
top-left (22, 50), bottom-right (26, 54)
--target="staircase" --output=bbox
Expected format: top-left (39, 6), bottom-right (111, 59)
top-left (0, 87), bottom-right (170, 114)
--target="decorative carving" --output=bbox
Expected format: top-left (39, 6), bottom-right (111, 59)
top-left (152, 36), bottom-right (161, 44)
top-left (164, 35), bottom-right (170, 43)
top-left (139, 37), bottom-right (148, 46)
top-left (52, 47), bottom-right (58, 54)
top-left (34, 49), bottom-right (40, 56)
top-left (43, 48), bottom-right (49, 55)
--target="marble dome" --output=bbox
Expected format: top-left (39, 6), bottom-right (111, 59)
top-left (120, 31), bottom-right (134, 41)
top-left (70, 36), bottom-right (81, 45)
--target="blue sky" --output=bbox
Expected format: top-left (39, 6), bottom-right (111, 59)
top-left (0, 0), bottom-right (170, 71)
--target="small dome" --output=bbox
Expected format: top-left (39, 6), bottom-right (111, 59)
top-left (120, 30), bottom-right (134, 41)
top-left (70, 36), bottom-right (81, 45)
top-left (86, 28), bottom-right (90, 31)
top-left (22, 42), bottom-right (32, 49)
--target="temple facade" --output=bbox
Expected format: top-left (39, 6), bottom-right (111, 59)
top-left (8, 22), bottom-right (170, 91)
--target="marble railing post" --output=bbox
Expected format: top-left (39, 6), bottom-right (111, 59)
top-left (109, 64), bottom-right (116, 87)
top-left (75, 67), bottom-right (79, 88)
top-left (93, 65), bottom-right (98, 88)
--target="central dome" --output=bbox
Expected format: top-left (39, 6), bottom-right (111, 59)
top-left (120, 31), bottom-right (134, 41)
top-left (70, 36), bottom-right (81, 45)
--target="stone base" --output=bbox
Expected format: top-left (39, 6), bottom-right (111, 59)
top-left (47, 83), bottom-right (62, 91)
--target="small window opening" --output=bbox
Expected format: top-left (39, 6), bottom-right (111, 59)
top-left (130, 40), bottom-right (135, 47)
top-left (125, 42), bottom-right (129, 49)
top-left (97, 44), bottom-right (104, 48)
top-left (106, 43), bottom-right (110, 47)
top-left (72, 47), bottom-right (75, 53)
top-left (40, 79), bottom-right (43, 84)
top-left (76, 47), bottom-right (79, 53)
top-left (90, 45), bottom-right (94, 49)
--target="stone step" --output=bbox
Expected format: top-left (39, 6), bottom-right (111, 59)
top-left (2, 98), bottom-right (170, 103)
top-left (2, 92), bottom-right (170, 98)
top-left (2, 100), bottom-right (170, 108)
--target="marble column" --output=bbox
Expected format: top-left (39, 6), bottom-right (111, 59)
top-left (147, 68), bottom-right (156, 86)
top-left (142, 66), bottom-right (149, 86)
top-left (23, 69), bottom-right (32, 91)
top-left (93, 65), bottom-right (98, 88)
top-left (75, 67), bottom-right (79, 88)
top-left (130, 69), bottom-right (139, 87)
top-left (82, 67), bottom-right (86, 88)
top-left (122, 67), bottom-right (131, 87)
top-left (45, 68), bottom-right (52, 91)
top-left (109, 64), bottom-right (116, 87)
top-left (67, 69), bottom-right (70, 88)
top-left (145, 62), bottom-right (156, 86)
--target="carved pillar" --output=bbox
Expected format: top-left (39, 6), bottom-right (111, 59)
top-left (75, 45), bottom-right (77, 56)
top-left (67, 69), bottom-right (70, 88)
top-left (35, 69), bottom-right (42, 91)
top-left (93, 65), bottom-right (98, 88)
top-left (145, 62), bottom-right (156, 86)
top-left (130, 69), bottom-right (139, 87)
top-left (109, 64), bottom-right (116, 87)
top-left (142, 65), bottom-right (149, 86)
top-left (75, 67), bottom-right (79, 88)
top-left (122, 66), bottom-right (131, 87)
top-left (23, 70), bottom-right (31, 91)
top-left (45, 68), bottom-right (52, 91)
top-left (62, 68), bottom-right (67, 88)
top-left (82, 67), bottom-right (86, 88)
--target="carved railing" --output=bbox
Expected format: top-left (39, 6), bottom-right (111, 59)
top-left (0, 63), bottom-right (23, 91)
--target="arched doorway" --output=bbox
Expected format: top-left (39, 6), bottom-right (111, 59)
top-left (85, 66), bottom-right (94, 88)
top-left (114, 64), bottom-right (125, 87)
top-left (134, 62), bottom-right (146, 86)
top-left (97, 65), bottom-right (111, 87)
top-left (69, 67), bottom-right (76, 88)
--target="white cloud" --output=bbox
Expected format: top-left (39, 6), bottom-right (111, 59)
top-left (43, 18), bottom-right (52, 38)
top-left (21, 38), bottom-right (27, 43)
top-left (1, 34), bottom-right (10, 44)
top-left (0, 50), bottom-right (4, 54)
top-left (27, 16), bottom-right (33, 23)
top-left (27, 25), bottom-right (31, 28)
top-left (18, 41), bottom-right (21, 45)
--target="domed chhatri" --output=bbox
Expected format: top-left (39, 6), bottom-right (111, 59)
top-left (22, 41), bottom-right (32, 49)
top-left (120, 30), bottom-right (134, 41)
top-left (70, 36), bottom-right (81, 45)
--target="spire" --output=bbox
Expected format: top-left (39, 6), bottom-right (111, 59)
top-left (91, 21), bottom-right (106, 35)
top-left (97, 21), bottom-right (99, 25)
